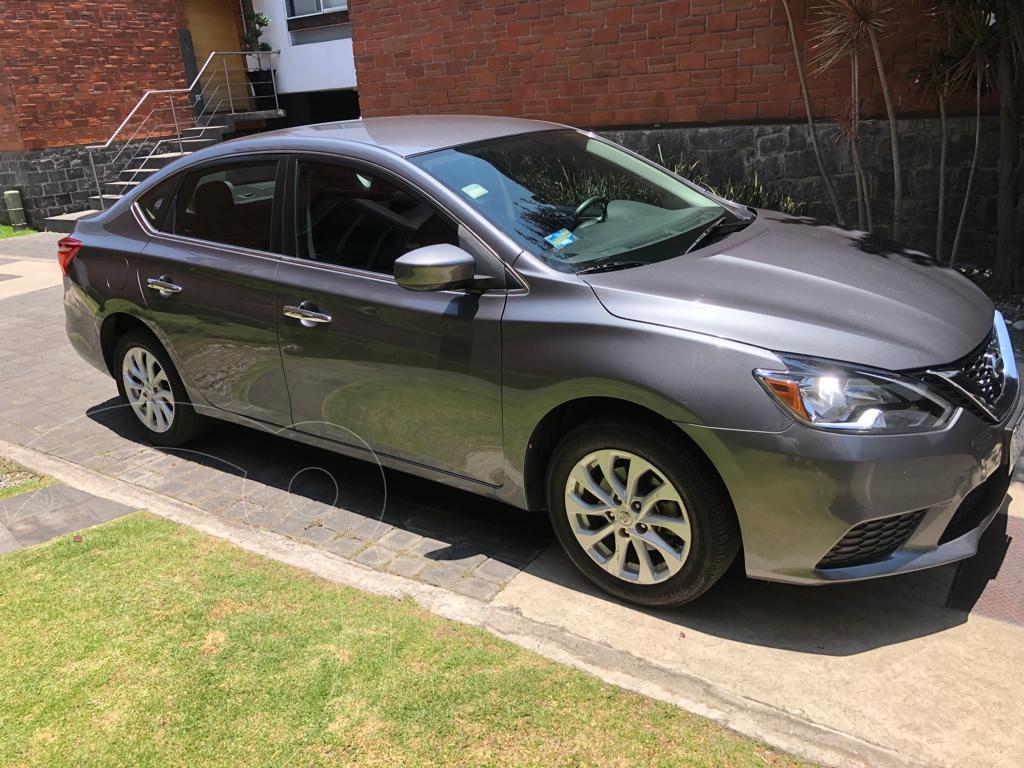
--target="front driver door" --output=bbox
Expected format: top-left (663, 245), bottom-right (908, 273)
top-left (275, 157), bottom-right (506, 485)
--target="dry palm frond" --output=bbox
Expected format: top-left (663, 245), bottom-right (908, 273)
top-left (943, 7), bottom-right (997, 91)
top-left (810, 0), bottom-right (892, 73)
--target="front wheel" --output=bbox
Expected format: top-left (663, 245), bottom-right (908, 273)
top-left (546, 418), bottom-right (740, 607)
top-left (114, 330), bottom-right (208, 447)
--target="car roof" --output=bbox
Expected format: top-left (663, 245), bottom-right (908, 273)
top-left (241, 114), bottom-right (565, 157)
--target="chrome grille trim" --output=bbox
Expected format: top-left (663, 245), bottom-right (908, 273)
top-left (916, 312), bottom-right (1018, 423)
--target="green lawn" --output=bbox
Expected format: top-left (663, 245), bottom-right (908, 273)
top-left (0, 513), bottom-right (810, 768)
top-left (0, 458), bottom-right (55, 501)
top-left (0, 224), bottom-right (37, 239)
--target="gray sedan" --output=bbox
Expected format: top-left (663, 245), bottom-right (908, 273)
top-left (61, 115), bottom-right (1019, 606)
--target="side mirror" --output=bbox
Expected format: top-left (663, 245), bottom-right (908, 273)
top-left (394, 244), bottom-right (477, 292)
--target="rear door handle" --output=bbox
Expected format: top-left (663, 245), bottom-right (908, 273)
top-left (283, 303), bottom-right (332, 328)
top-left (146, 276), bottom-right (182, 297)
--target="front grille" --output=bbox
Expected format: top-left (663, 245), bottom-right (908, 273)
top-left (817, 510), bottom-right (926, 569)
top-left (939, 468), bottom-right (1010, 544)
top-left (918, 329), bottom-right (1014, 422)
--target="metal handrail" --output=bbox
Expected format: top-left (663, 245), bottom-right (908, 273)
top-left (85, 50), bottom-right (281, 209)
top-left (87, 50), bottom-right (279, 150)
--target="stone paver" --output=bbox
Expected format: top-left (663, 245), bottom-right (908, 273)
top-left (355, 545), bottom-right (395, 569)
top-left (325, 536), bottom-right (363, 559)
top-left (450, 575), bottom-right (501, 602)
top-left (386, 555), bottom-right (428, 579)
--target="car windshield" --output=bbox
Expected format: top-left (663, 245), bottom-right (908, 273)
top-left (410, 129), bottom-right (736, 273)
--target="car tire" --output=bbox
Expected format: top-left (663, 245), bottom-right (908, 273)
top-left (546, 417), bottom-right (740, 608)
top-left (113, 329), bottom-right (208, 447)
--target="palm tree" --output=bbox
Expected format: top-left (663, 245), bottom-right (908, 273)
top-left (812, 0), bottom-right (903, 239)
top-left (776, 0), bottom-right (844, 225)
top-left (850, 49), bottom-right (873, 231)
top-left (942, 6), bottom-right (995, 267)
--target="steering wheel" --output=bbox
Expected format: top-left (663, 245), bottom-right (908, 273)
top-left (572, 195), bottom-right (609, 228)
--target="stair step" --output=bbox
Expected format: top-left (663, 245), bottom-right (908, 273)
top-left (119, 168), bottom-right (159, 174)
top-left (106, 181), bottom-right (142, 189)
top-left (43, 209), bottom-right (99, 234)
top-left (146, 151), bottom-right (193, 160)
top-left (87, 194), bottom-right (123, 209)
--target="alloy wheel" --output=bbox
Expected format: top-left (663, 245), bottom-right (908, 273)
top-left (564, 449), bottom-right (691, 585)
top-left (121, 346), bottom-right (175, 433)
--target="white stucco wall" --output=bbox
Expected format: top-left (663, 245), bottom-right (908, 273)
top-left (252, 0), bottom-right (357, 94)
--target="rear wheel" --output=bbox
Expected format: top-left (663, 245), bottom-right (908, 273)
top-left (546, 418), bottom-right (739, 607)
top-left (114, 330), bottom-right (208, 447)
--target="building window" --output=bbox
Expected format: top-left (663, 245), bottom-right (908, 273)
top-left (286, 0), bottom-right (347, 18)
top-left (291, 24), bottom-right (351, 46)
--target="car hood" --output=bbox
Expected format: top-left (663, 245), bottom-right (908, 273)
top-left (581, 211), bottom-right (993, 371)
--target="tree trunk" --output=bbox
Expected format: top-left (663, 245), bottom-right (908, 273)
top-left (868, 29), bottom-right (902, 241)
top-left (994, 25), bottom-right (1021, 292)
top-left (937, 93), bottom-right (948, 262)
top-left (782, 0), bottom-right (844, 225)
top-left (851, 50), bottom-right (872, 231)
top-left (952, 66), bottom-right (982, 268)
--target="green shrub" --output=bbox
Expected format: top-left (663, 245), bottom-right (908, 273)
top-left (656, 147), bottom-right (806, 216)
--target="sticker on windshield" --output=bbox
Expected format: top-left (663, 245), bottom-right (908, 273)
top-left (544, 229), bottom-right (578, 250)
top-left (461, 183), bottom-right (489, 199)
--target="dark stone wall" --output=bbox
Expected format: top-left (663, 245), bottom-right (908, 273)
top-left (605, 116), bottom-right (1002, 263)
top-left (0, 145), bottom-right (106, 226)
top-left (0, 143), bottom-right (154, 227)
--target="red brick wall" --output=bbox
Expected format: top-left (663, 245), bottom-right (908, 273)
top-left (0, 1), bottom-right (189, 150)
top-left (351, 0), bottom-right (964, 128)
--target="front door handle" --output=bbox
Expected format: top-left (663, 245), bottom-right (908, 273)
top-left (283, 302), bottom-right (332, 328)
top-left (146, 276), bottom-right (182, 298)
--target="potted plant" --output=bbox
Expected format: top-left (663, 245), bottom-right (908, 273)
top-left (243, 11), bottom-right (275, 108)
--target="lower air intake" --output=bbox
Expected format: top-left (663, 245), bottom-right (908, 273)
top-left (817, 509), bottom-right (926, 569)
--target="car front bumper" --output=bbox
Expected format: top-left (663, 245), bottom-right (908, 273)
top-left (679, 393), bottom-right (1019, 585)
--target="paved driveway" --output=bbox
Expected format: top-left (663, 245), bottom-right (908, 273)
top-left (2, 233), bottom-right (1022, 767)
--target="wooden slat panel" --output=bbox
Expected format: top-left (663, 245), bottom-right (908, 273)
top-left (182, 0), bottom-right (250, 113)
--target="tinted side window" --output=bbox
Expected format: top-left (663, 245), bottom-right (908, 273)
top-left (295, 160), bottom-right (458, 274)
top-left (175, 161), bottom-right (278, 251)
top-left (138, 177), bottom-right (178, 231)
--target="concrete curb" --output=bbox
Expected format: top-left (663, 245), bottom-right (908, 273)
top-left (0, 438), bottom-right (925, 768)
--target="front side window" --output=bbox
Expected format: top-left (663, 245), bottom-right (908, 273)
top-left (294, 160), bottom-right (458, 274)
top-left (175, 160), bottom-right (278, 251)
top-left (411, 130), bottom-right (737, 273)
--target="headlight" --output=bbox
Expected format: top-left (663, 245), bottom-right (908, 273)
top-left (754, 356), bottom-right (954, 433)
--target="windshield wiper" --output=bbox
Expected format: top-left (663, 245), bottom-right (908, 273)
top-left (576, 260), bottom-right (646, 275)
top-left (683, 214), bottom-right (753, 255)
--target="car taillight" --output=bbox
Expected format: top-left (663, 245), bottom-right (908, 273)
top-left (57, 236), bottom-right (82, 275)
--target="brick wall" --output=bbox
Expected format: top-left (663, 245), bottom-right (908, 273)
top-left (350, 0), bottom-right (974, 127)
top-left (0, 1), bottom-right (189, 151)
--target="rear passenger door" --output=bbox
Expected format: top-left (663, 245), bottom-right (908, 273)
top-left (274, 156), bottom-right (507, 485)
top-left (137, 155), bottom-right (292, 426)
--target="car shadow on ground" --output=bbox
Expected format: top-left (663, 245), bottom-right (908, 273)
top-left (86, 398), bottom-right (551, 570)
top-left (87, 398), bottom-right (1013, 656)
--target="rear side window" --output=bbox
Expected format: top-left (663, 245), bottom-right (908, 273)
top-left (175, 160), bottom-right (279, 252)
top-left (295, 160), bottom-right (458, 274)
top-left (137, 177), bottom-right (178, 231)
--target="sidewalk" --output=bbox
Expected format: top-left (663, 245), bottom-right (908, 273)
top-left (3, 231), bottom-right (1023, 768)
top-left (0, 482), bottom-right (132, 553)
